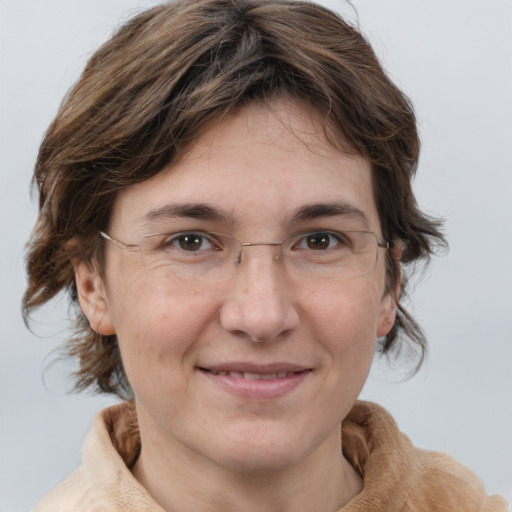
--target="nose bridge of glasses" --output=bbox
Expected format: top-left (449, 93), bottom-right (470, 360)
top-left (240, 241), bottom-right (283, 248)
top-left (235, 240), bottom-right (284, 265)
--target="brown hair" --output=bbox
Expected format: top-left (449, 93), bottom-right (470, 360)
top-left (23, 0), bottom-right (446, 398)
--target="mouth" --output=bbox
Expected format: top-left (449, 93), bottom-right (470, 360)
top-left (197, 363), bottom-right (311, 399)
top-left (204, 369), bottom-right (303, 380)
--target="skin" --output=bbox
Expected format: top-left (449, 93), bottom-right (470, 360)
top-left (76, 100), bottom-right (399, 512)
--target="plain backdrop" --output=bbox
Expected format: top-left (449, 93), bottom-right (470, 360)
top-left (1, 1), bottom-right (511, 510)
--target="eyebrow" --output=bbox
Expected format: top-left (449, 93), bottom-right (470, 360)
top-left (142, 202), bottom-right (234, 225)
top-left (141, 200), bottom-right (370, 229)
top-left (289, 202), bottom-right (370, 227)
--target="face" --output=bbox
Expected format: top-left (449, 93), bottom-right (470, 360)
top-left (77, 100), bottom-right (397, 475)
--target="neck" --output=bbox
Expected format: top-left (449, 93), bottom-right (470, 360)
top-left (132, 421), bottom-right (362, 512)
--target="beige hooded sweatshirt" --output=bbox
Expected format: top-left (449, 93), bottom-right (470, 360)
top-left (34, 401), bottom-right (508, 511)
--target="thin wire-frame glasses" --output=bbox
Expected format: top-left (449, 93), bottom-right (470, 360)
top-left (100, 230), bottom-right (389, 282)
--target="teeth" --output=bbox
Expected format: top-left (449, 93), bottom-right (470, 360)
top-left (211, 370), bottom-right (297, 379)
top-left (243, 372), bottom-right (261, 380)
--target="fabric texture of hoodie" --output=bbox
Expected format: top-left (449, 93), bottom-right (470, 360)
top-left (33, 401), bottom-right (509, 511)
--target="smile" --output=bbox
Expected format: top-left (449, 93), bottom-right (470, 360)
top-left (208, 370), bottom-right (301, 380)
top-left (198, 364), bottom-right (311, 399)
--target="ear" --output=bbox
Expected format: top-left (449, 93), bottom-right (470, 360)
top-left (377, 240), bottom-right (404, 338)
top-left (377, 293), bottom-right (397, 338)
top-left (74, 260), bottom-right (116, 335)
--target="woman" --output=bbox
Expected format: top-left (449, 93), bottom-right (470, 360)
top-left (23, 0), bottom-right (508, 510)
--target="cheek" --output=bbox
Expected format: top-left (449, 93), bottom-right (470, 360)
top-left (107, 275), bottom-right (217, 386)
top-left (305, 281), bottom-right (382, 368)
top-left (307, 279), bottom-right (383, 337)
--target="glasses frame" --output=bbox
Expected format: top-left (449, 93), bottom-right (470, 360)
top-left (99, 230), bottom-right (390, 281)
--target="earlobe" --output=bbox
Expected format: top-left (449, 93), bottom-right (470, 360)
top-left (74, 260), bottom-right (116, 335)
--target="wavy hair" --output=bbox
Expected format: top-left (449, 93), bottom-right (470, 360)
top-left (23, 0), bottom-right (446, 398)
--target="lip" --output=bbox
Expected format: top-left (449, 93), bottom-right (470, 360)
top-left (197, 362), bottom-right (312, 400)
top-left (203, 362), bottom-right (308, 374)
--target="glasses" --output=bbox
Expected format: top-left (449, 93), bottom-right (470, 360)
top-left (100, 230), bottom-right (389, 282)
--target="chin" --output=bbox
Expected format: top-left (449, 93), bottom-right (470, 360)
top-left (203, 422), bottom-right (321, 474)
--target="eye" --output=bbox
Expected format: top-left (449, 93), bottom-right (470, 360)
top-left (295, 231), bottom-right (350, 251)
top-left (162, 232), bottom-right (219, 252)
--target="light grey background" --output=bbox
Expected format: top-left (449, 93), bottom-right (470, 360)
top-left (1, 1), bottom-right (511, 510)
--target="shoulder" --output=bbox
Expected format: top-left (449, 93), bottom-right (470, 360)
top-left (32, 467), bottom-right (91, 512)
top-left (32, 403), bottom-right (163, 512)
top-left (342, 401), bottom-right (509, 512)
top-left (401, 449), bottom-right (509, 512)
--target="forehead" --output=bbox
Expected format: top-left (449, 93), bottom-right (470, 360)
top-left (110, 100), bottom-right (379, 235)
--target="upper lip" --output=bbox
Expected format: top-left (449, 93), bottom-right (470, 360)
top-left (198, 362), bottom-right (310, 374)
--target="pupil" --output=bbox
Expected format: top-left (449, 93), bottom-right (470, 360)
top-left (179, 234), bottom-right (202, 251)
top-left (307, 233), bottom-right (329, 250)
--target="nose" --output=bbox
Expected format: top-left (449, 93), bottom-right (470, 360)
top-left (219, 245), bottom-right (300, 343)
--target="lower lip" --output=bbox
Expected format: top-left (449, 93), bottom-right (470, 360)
top-left (199, 369), bottom-right (310, 399)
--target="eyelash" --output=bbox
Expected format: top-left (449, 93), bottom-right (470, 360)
top-left (158, 231), bottom-right (350, 253)
top-left (293, 231), bottom-right (350, 251)
top-left (161, 232), bottom-right (220, 252)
